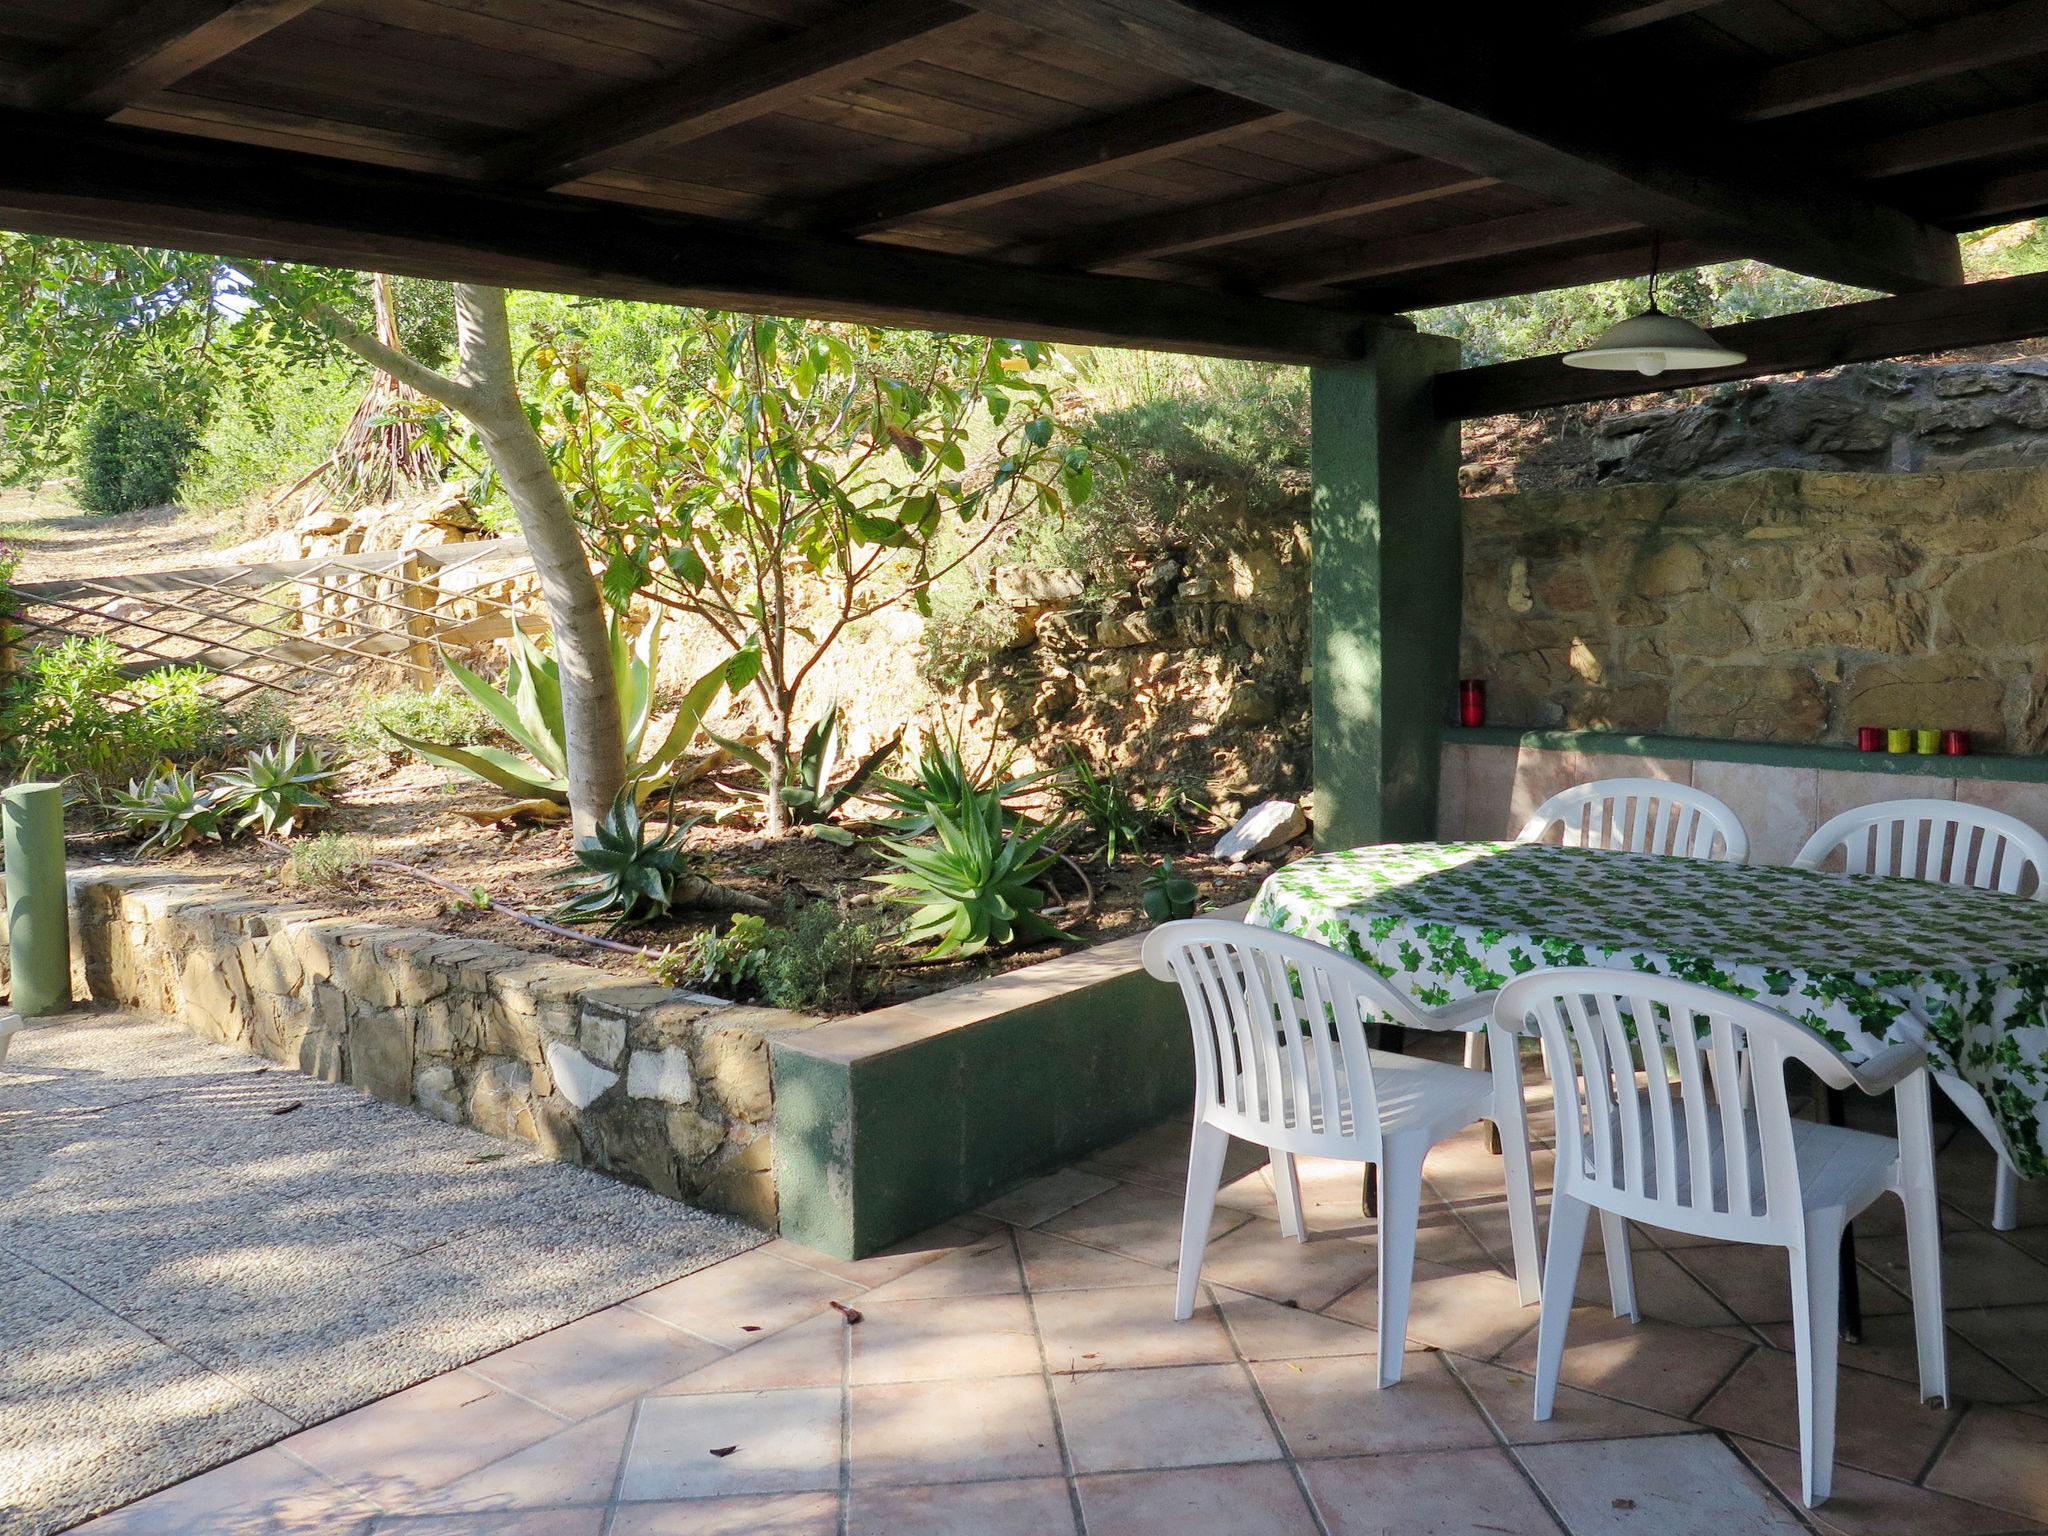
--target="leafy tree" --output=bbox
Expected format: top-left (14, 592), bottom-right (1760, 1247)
top-left (540, 313), bottom-right (1095, 830)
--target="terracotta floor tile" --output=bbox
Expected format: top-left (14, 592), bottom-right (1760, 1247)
top-left (766, 1224), bottom-right (983, 1289)
top-left (1445, 1356), bottom-right (1694, 1445)
top-left (1033, 1283), bottom-right (1235, 1372)
top-left (606, 1491), bottom-right (840, 1535)
top-left (1755, 1314), bottom-right (2037, 1406)
top-left (467, 1305), bottom-right (725, 1420)
top-left (1041, 1182), bottom-right (1253, 1271)
top-left (1672, 1242), bottom-right (1910, 1327)
top-left (1925, 1405), bottom-right (2048, 1522)
top-left (1860, 1228), bottom-right (2048, 1313)
top-left (1252, 1350), bottom-right (1495, 1459)
top-left (1084, 1121), bottom-right (1265, 1191)
top-left (1053, 1363), bottom-right (1282, 1474)
top-left (857, 1232), bottom-right (1023, 1302)
top-left (1329, 1264), bottom-right (1537, 1359)
top-left (980, 1169), bottom-right (1119, 1228)
top-left (616, 1388), bottom-right (843, 1500)
top-left (1302, 1447), bottom-right (1561, 1536)
top-left (1078, 1463), bottom-right (1319, 1535)
top-left (1180, 1219), bottom-right (1379, 1311)
top-left (1496, 1307), bottom-right (1755, 1418)
top-left (1574, 1248), bottom-right (1740, 1328)
top-left (848, 1476), bottom-right (1076, 1535)
top-left (1949, 1303), bottom-right (2048, 1396)
top-left (849, 1293), bottom-right (1043, 1385)
top-left (1516, 1433), bottom-right (1806, 1535)
top-left (370, 1511), bottom-right (606, 1535)
top-left (1016, 1229), bottom-right (1171, 1292)
top-left (400, 1406), bottom-right (631, 1516)
top-left (655, 1310), bottom-right (847, 1396)
top-left (1732, 1436), bottom-right (2038, 1536)
top-left (849, 1376), bottom-right (1064, 1487)
top-left (627, 1249), bottom-right (856, 1348)
top-left (1212, 1288), bottom-right (1377, 1361)
top-left (72, 1447), bottom-right (378, 1535)
top-left (1695, 1349), bottom-right (1959, 1481)
top-left (281, 1370), bottom-right (568, 1506)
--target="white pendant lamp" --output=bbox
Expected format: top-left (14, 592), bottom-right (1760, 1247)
top-left (1562, 238), bottom-right (1744, 376)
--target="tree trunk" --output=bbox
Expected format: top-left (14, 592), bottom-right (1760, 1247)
top-left (451, 286), bottom-right (626, 840)
top-left (762, 691), bottom-right (792, 834)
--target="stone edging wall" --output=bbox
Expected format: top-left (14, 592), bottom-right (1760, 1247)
top-left (46, 868), bottom-right (818, 1229)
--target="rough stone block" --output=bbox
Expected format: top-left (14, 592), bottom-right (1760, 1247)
top-left (348, 1005), bottom-right (416, 1105)
top-left (469, 1058), bottom-right (536, 1141)
top-left (543, 1040), bottom-right (619, 1109)
top-left (627, 1046), bottom-right (694, 1105)
top-left (415, 1064), bottom-right (461, 1123)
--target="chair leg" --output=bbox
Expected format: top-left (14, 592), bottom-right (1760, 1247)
top-left (1374, 1134), bottom-right (1428, 1388)
top-left (1175, 1122), bottom-right (1230, 1321)
top-left (1533, 1192), bottom-right (1592, 1422)
top-left (1824, 1086), bottom-right (1864, 1344)
top-left (1489, 1021), bottom-right (1542, 1306)
top-left (1464, 1031), bottom-right (1503, 1154)
top-left (1894, 1070), bottom-right (1950, 1406)
top-left (1599, 1212), bottom-right (1638, 1322)
top-left (1994, 1161), bottom-right (2020, 1232)
top-left (1272, 1151), bottom-right (1306, 1243)
top-left (1789, 1227), bottom-right (1842, 1508)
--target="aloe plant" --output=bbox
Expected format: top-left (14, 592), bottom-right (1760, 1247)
top-left (212, 735), bottom-right (344, 837)
top-left (869, 726), bottom-right (1048, 837)
top-left (555, 790), bottom-right (702, 930)
top-left (870, 785), bottom-right (1070, 959)
top-left (711, 705), bottom-right (898, 831)
top-left (108, 766), bottom-right (229, 853)
top-left (389, 612), bottom-right (727, 805)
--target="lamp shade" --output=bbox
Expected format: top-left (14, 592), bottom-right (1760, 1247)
top-left (1561, 307), bottom-right (1745, 375)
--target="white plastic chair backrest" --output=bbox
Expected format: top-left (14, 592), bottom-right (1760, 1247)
top-left (1496, 968), bottom-right (1858, 1244)
top-left (1793, 798), bottom-right (2048, 898)
top-left (1143, 919), bottom-right (1425, 1159)
top-left (1517, 778), bottom-right (1749, 863)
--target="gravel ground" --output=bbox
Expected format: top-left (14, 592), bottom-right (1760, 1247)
top-left (0, 1012), bottom-right (762, 1535)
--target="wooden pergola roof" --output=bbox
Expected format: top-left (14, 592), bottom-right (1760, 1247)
top-left (5, 1), bottom-right (2048, 387)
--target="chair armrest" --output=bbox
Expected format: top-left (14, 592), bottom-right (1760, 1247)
top-left (1422, 992), bottom-right (1497, 1033)
top-left (1841, 1039), bottom-right (1931, 1096)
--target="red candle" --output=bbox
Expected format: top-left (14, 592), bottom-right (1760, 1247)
top-left (1856, 726), bottom-right (1883, 752)
top-left (1942, 729), bottom-right (1971, 756)
top-left (1459, 679), bottom-right (1486, 728)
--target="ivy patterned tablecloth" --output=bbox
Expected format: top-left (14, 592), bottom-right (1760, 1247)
top-left (1247, 840), bottom-right (2048, 1179)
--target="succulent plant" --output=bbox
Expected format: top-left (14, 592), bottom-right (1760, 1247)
top-left (1142, 857), bottom-right (1200, 922)
top-left (870, 784), bottom-right (1069, 959)
top-left (211, 734), bottom-right (344, 837)
top-left (107, 765), bottom-right (229, 853)
top-left (555, 789), bottom-right (701, 930)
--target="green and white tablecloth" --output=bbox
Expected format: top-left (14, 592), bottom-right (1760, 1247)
top-left (1247, 841), bottom-right (2048, 1178)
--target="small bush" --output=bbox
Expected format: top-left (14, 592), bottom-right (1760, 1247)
top-left (182, 358), bottom-right (362, 516)
top-left (660, 900), bottom-right (890, 1013)
top-left (337, 685), bottom-right (498, 758)
top-left (284, 833), bottom-right (372, 889)
top-left (75, 397), bottom-right (198, 514)
top-left (0, 639), bottom-right (226, 789)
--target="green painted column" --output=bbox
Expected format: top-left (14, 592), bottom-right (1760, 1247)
top-left (1310, 329), bottom-right (1463, 851)
top-left (4, 782), bottom-right (71, 1016)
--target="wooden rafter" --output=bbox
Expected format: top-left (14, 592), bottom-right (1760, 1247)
top-left (23, 0), bottom-right (323, 117)
top-left (1358, 236), bottom-right (1732, 313)
top-left (1845, 101), bottom-right (2048, 181)
top-left (1018, 159), bottom-right (1499, 270)
top-left (480, 0), bottom-right (984, 188)
top-left (950, 0), bottom-right (1961, 294)
top-left (1576, 0), bottom-right (1729, 38)
top-left (1265, 206), bottom-right (1642, 300)
top-left (0, 108), bottom-right (1383, 365)
top-left (794, 92), bottom-right (1281, 236)
top-left (1434, 269), bottom-right (2048, 419)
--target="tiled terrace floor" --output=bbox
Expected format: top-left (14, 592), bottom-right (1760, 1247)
top-left (81, 1070), bottom-right (2048, 1535)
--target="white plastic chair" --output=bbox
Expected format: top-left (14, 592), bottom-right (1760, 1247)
top-left (1143, 919), bottom-right (1541, 1388)
top-left (1499, 969), bottom-right (1945, 1508)
top-left (1518, 777), bottom-right (1749, 863)
top-left (1795, 798), bottom-right (2048, 1231)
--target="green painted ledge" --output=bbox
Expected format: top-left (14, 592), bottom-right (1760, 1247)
top-left (1449, 726), bottom-right (2048, 785)
top-left (769, 904), bottom-right (1248, 1259)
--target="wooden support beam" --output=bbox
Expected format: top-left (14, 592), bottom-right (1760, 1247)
top-left (1843, 101), bottom-right (2048, 179)
top-left (1732, 1), bottom-right (2048, 123)
top-left (1360, 236), bottom-right (1732, 313)
top-left (1019, 159), bottom-right (1498, 270)
top-left (1266, 207), bottom-right (1641, 300)
top-left (0, 109), bottom-right (1383, 366)
top-left (481, 0), bottom-right (983, 188)
top-left (1433, 270), bottom-right (2048, 419)
top-left (23, 0), bottom-right (322, 117)
top-left (953, 0), bottom-right (1961, 294)
top-left (1576, 0), bottom-right (1728, 37)
top-left (795, 91), bottom-right (1280, 235)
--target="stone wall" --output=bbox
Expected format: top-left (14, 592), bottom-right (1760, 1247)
top-left (1462, 463), bottom-right (2048, 750)
top-left (55, 869), bottom-right (816, 1229)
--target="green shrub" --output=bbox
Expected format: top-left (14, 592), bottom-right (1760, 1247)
top-left (336, 685), bottom-right (497, 758)
top-left (662, 900), bottom-right (889, 1013)
top-left (284, 832), bottom-right (371, 889)
top-left (74, 396), bottom-right (198, 514)
top-left (182, 358), bottom-right (361, 515)
top-left (0, 638), bottom-right (226, 789)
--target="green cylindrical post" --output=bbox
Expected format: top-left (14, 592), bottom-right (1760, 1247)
top-left (4, 782), bottom-right (71, 1017)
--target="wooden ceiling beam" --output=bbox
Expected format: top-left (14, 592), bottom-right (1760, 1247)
top-left (1264, 206), bottom-right (1641, 300)
top-left (1016, 159), bottom-right (1498, 270)
top-left (480, 0), bottom-right (984, 188)
top-left (1359, 236), bottom-right (1733, 313)
top-left (1844, 101), bottom-right (2048, 180)
top-left (794, 91), bottom-right (1281, 235)
top-left (1435, 270), bottom-right (2048, 419)
top-left (1576, 1), bottom-right (1729, 39)
top-left (952, 1), bottom-right (1961, 294)
top-left (1732, 0), bottom-right (2048, 123)
top-left (0, 108), bottom-right (1384, 366)
top-left (22, 0), bottom-right (323, 117)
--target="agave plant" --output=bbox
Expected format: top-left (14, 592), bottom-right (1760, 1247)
top-left (389, 612), bottom-right (728, 806)
top-left (555, 790), bottom-right (702, 930)
top-left (869, 784), bottom-right (1070, 959)
top-left (107, 765), bottom-right (229, 854)
top-left (712, 705), bottom-right (899, 832)
top-left (212, 735), bottom-right (344, 837)
top-left (869, 726), bottom-right (1048, 837)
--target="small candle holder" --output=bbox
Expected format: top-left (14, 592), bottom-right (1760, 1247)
top-left (1942, 729), bottom-right (1972, 756)
top-left (1886, 728), bottom-right (1912, 754)
top-left (1915, 729), bottom-right (1941, 756)
top-left (1458, 679), bottom-right (1486, 728)
top-left (1857, 727), bottom-right (1883, 753)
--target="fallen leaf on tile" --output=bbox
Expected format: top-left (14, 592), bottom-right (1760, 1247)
top-left (269, 1102), bottom-right (301, 1116)
top-left (831, 1300), bottom-right (863, 1325)
top-left (708, 1446), bottom-right (737, 1458)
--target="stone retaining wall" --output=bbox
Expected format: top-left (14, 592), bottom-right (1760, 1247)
top-left (52, 868), bottom-right (817, 1229)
